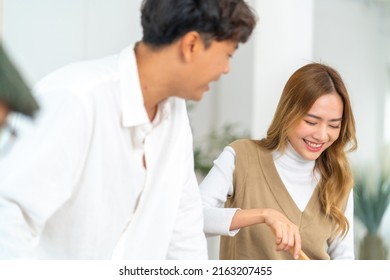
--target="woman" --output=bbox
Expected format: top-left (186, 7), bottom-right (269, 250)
top-left (200, 62), bottom-right (357, 260)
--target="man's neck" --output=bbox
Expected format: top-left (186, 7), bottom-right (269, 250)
top-left (134, 42), bottom-right (171, 122)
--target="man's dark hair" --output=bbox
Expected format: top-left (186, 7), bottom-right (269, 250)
top-left (141, 0), bottom-right (257, 48)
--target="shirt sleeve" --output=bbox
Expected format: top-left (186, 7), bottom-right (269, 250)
top-left (199, 146), bottom-right (240, 237)
top-left (165, 170), bottom-right (208, 260)
top-left (0, 91), bottom-right (90, 258)
top-left (165, 119), bottom-right (208, 260)
top-left (327, 190), bottom-right (355, 259)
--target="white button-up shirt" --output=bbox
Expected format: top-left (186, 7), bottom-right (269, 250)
top-left (0, 44), bottom-right (208, 259)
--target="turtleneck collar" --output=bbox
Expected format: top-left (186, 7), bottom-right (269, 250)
top-left (272, 141), bottom-right (316, 175)
top-left (271, 141), bottom-right (319, 211)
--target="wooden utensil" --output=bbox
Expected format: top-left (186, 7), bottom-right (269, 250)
top-left (291, 248), bottom-right (310, 260)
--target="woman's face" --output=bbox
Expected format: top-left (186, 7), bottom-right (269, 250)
top-left (287, 91), bottom-right (343, 161)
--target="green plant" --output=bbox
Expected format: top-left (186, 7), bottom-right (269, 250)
top-left (354, 167), bottom-right (390, 234)
top-left (0, 43), bottom-right (39, 117)
top-left (193, 123), bottom-right (250, 176)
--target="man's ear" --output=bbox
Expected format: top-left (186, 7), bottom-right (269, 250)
top-left (179, 31), bottom-right (204, 62)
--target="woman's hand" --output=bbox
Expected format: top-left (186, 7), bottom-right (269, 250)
top-left (262, 208), bottom-right (302, 259)
top-left (230, 208), bottom-right (302, 259)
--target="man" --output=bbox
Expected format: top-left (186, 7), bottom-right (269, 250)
top-left (0, 43), bottom-right (39, 153)
top-left (0, 0), bottom-right (256, 259)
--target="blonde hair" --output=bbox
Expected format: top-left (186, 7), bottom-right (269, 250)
top-left (259, 63), bottom-right (357, 238)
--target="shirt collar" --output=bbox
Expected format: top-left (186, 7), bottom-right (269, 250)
top-left (119, 43), bottom-right (172, 128)
top-left (119, 43), bottom-right (149, 128)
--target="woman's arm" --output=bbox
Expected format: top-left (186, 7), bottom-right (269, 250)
top-left (199, 146), bottom-right (302, 259)
top-left (231, 208), bottom-right (302, 259)
top-left (199, 146), bottom-right (240, 237)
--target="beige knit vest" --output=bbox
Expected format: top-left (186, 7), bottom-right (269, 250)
top-left (219, 139), bottom-right (335, 260)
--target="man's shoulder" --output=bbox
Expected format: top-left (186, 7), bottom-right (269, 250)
top-left (34, 54), bottom-right (120, 96)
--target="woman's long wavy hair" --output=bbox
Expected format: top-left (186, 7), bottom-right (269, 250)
top-left (258, 63), bottom-right (357, 238)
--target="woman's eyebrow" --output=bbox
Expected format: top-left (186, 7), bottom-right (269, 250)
top-left (306, 113), bottom-right (343, 122)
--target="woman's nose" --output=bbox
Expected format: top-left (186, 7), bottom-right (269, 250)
top-left (313, 124), bottom-right (328, 142)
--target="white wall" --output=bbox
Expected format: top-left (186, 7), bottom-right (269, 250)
top-left (251, 0), bottom-right (315, 139)
top-left (0, 0), bottom-right (4, 38)
top-left (2, 0), bottom-right (143, 86)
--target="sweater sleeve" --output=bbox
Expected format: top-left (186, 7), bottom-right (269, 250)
top-left (199, 146), bottom-right (240, 237)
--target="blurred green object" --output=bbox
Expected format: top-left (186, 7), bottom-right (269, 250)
top-left (354, 169), bottom-right (390, 235)
top-left (193, 123), bottom-right (250, 177)
top-left (0, 42), bottom-right (39, 117)
top-left (354, 165), bottom-right (390, 259)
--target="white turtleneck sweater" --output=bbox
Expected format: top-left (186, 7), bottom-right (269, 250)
top-left (199, 143), bottom-right (354, 259)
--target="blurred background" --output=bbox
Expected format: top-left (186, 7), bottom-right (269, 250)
top-left (1, 0), bottom-right (389, 259)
